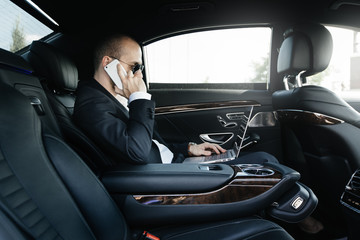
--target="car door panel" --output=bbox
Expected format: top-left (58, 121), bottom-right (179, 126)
top-left (156, 103), bottom-right (255, 150)
top-left (347, 100), bottom-right (360, 113)
top-left (151, 89), bottom-right (284, 161)
top-left (199, 132), bottom-right (235, 145)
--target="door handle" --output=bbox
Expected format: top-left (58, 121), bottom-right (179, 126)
top-left (241, 133), bottom-right (260, 150)
top-left (217, 116), bottom-right (238, 128)
top-left (200, 133), bottom-right (234, 145)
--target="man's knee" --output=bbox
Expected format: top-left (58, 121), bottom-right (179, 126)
top-left (233, 151), bottom-right (279, 165)
top-left (255, 151), bottom-right (279, 164)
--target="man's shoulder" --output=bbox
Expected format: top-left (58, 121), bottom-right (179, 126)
top-left (74, 79), bottom-right (114, 114)
top-left (77, 79), bottom-right (101, 95)
top-left (76, 79), bottom-right (110, 102)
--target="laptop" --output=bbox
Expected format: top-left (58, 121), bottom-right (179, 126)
top-left (183, 106), bottom-right (253, 164)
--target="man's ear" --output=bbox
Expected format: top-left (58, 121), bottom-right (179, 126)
top-left (101, 56), bottom-right (112, 68)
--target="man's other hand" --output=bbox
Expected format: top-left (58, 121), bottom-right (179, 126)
top-left (189, 142), bottom-right (226, 156)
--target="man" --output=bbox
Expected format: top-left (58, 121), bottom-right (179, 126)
top-left (73, 34), bottom-right (228, 164)
top-left (73, 34), bottom-right (277, 165)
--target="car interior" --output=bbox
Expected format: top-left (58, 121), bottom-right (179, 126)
top-left (273, 22), bottom-right (360, 232)
top-left (1, 0), bottom-right (360, 239)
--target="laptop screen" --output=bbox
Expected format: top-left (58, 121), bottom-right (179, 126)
top-left (182, 105), bottom-right (254, 164)
top-left (233, 106), bottom-right (254, 157)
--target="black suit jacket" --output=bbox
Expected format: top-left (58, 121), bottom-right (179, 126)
top-left (73, 79), bottom-right (187, 164)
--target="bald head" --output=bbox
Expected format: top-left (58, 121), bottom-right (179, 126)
top-left (93, 34), bottom-right (140, 72)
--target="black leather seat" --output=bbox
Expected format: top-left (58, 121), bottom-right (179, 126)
top-left (26, 40), bottom-right (116, 173)
top-left (272, 22), bottom-right (360, 231)
top-left (0, 48), bottom-right (295, 239)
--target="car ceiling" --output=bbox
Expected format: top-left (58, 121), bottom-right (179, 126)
top-left (11, 0), bottom-right (360, 43)
top-left (10, 0), bottom-right (360, 83)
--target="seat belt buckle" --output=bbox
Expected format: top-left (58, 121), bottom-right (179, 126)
top-left (139, 231), bottom-right (160, 240)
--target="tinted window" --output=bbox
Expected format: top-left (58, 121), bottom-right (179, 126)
top-left (144, 27), bottom-right (271, 90)
top-left (0, 0), bottom-right (53, 52)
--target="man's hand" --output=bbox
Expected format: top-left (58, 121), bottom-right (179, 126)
top-left (114, 64), bottom-right (147, 98)
top-left (188, 142), bottom-right (226, 156)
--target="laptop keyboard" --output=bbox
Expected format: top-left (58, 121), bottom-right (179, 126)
top-left (204, 150), bottom-right (234, 161)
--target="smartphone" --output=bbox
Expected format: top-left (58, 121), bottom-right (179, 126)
top-left (104, 59), bottom-right (127, 89)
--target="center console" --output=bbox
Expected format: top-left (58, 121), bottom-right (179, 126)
top-left (341, 168), bottom-right (360, 239)
top-left (134, 164), bottom-right (282, 205)
top-left (101, 162), bottom-right (316, 227)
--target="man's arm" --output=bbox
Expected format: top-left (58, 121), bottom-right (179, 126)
top-left (74, 89), bottom-right (156, 164)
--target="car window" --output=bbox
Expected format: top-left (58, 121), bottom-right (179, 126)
top-left (143, 27), bottom-right (271, 90)
top-left (0, 0), bottom-right (53, 53)
top-left (307, 26), bottom-right (360, 100)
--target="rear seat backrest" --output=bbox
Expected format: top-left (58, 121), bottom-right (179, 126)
top-left (0, 48), bottom-right (128, 239)
top-left (26, 40), bottom-right (78, 113)
top-left (0, 48), bottom-right (62, 138)
top-left (26, 41), bottom-right (116, 172)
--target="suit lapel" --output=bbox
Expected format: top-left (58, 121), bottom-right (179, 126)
top-left (89, 79), bottom-right (130, 118)
top-left (88, 78), bottom-right (164, 163)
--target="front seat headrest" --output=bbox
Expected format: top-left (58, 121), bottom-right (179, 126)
top-left (28, 41), bottom-right (78, 93)
top-left (277, 23), bottom-right (333, 77)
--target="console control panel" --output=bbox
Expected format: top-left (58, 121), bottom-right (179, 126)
top-left (341, 169), bottom-right (360, 213)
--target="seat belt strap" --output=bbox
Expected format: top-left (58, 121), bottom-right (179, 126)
top-left (139, 230), bottom-right (160, 240)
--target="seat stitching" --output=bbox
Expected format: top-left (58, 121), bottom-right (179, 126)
top-left (164, 218), bottom-right (270, 239)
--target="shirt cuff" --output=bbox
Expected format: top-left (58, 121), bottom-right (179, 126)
top-left (128, 92), bottom-right (152, 104)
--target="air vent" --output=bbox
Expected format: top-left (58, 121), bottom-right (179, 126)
top-left (350, 170), bottom-right (360, 191)
top-left (341, 169), bottom-right (360, 213)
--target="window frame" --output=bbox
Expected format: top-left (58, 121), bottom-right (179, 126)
top-left (0, 0), bottom-right (58, 53)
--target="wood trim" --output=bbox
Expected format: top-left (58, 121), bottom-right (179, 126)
top-left (275, 109), bottom-right (344, 125)
top-left (155, 100), bottom-right (260, 115)
top-left (133, 165), bottom-right (282, 205)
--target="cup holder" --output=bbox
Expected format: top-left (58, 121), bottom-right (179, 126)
top-left (242, 167), bottom-right (274, 176)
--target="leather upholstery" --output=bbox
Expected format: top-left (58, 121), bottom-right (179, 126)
top-left (0, 83), bottom-right (102, 239)
top-left (0, 210), bottom-right (29, 240)
top-left (0, 49), bottom-right (62, 138)
top-left (0, 47), bottom-right (295, 240)
top-left (273, 22), bottom-right (360, 228)
top-left (27, 41), bottom-right (116, 172)
top-left (0, 48), bottom-right (33, 73)
top-left (152, 217), bottom-right (293, 240)
top-left (277, 23), bottom-right (333, 77)
top-left (273, 85), bottom-right (360, 128)
top-left (274, 22), bottom-right (360, 127)
top-left (28, 40), bottom-right (78, 92)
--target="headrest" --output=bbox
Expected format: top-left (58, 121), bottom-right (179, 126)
top-left (0, 48), bottom-right (33, 74)
top-left (28, 41), bottom-right (78, 92)
top-left (277, 23), bottom-right (333, 77)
